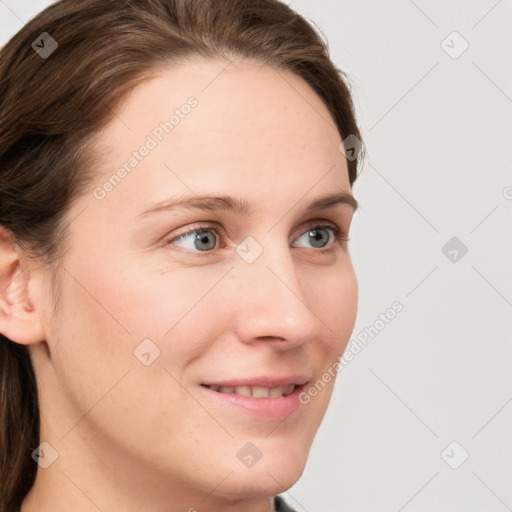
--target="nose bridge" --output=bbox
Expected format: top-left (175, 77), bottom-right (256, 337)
top-left (230, 233), bottom-right (321, 344)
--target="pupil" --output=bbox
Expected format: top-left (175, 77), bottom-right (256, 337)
top-left (310, 229), bottom-right (327, 248)
top-left (196, 231), bottom-right (215, 250)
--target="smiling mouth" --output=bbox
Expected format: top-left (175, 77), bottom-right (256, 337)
top-left (201, 383), bottom-right (298, 398)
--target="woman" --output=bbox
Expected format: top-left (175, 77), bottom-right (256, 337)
top-left (0, 0), bottom-right (365, 510)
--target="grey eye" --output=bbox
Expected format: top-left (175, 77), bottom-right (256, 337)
top-left (173, 228), bottom-right (218, 252)
top-left (294, 227), bottom-right (333, 249)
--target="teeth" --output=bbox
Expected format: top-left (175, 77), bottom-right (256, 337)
top-left (269, 386), bottom-right (283, 397)
top-left (283, 383), bottom-right (295, 396)
top-left (252, 386), bottom-right (270, 398)
top-left (208, 384), bottom-right (296, 398)
top-left (234, 385), bottom-right (252, 396)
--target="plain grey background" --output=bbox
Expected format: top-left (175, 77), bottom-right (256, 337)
top-left (1, 1), bottom-right (511, 511)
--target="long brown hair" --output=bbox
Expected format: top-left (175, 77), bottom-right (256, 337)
top-left (0, 1), bottom-right (364, 510)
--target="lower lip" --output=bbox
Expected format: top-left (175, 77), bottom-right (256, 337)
top-left (200, 384), bottom-right (305, 421)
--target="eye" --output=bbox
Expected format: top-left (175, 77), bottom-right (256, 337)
top-left (169, 224), bottom-right (222, 253)
top-left (167, 222), bottom-right (349, 254)
top-left (292, 223), bottom-right (348, 250)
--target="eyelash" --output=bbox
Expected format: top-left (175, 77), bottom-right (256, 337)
top-left (166, 222), bottom-right (349, 254)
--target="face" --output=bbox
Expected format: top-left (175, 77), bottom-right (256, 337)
top-left (32, 58), bottom-right (358, 507)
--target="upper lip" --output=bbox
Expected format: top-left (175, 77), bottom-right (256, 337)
top-left (201, 375), bottom-right (311, 388)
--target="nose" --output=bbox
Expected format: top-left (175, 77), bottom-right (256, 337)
top-left (227, 235), bottom-right (323, 350)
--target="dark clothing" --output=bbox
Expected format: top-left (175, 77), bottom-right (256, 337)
top-left (275, 494), bottom-right (297, 512)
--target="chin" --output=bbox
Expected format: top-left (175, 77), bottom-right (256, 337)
top-left (218, 446), bottom-right (308, 499)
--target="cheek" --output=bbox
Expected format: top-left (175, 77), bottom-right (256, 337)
top-left (50, 254), bottom-right (229, 416)
top-left (290, 262), bottom-right (357, 414)
top-left (48, 268), bottom-right (135, 420)
top-left (48, 260), bottom-right (217, 449)
top-left (308, 259), bottom-right (358, 354)
top-left (334, 265), bottom-right (358, 347)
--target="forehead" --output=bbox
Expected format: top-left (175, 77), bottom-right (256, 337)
top-left (111, 57), bottom-right (335, 126)
top-left (91, 57), bottom-right (349, 208)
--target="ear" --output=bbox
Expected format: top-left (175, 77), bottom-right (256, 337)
top-left (0, 226), bottom-right (46, 345)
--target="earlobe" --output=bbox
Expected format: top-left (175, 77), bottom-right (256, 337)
top-left (0, 227), bottom-right (46, 345)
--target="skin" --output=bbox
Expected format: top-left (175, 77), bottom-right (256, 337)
top-left (0, 57), bottom-right (358, 512)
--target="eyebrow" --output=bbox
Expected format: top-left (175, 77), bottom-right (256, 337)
top-left (136, 191), bottom-right (358, 219)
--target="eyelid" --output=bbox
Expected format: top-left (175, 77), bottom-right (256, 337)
top-left (296, 221), bottom-right (350, 245)
top-left (166, 219), bottom-right (349, 254)
top-left (164, 223), bottom-right (222, 255)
